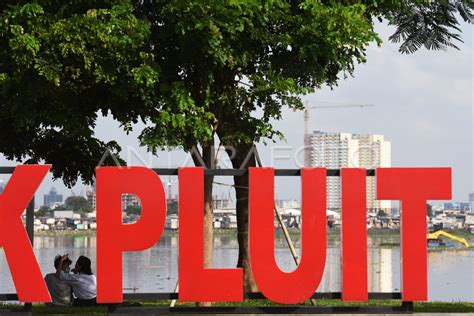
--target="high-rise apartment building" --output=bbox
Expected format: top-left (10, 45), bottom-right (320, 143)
top-left (86, 188), bottom-right (96, 209)
top-left (43, 187), bottom-right (63, 208)
top-left (308, 131), bottom-right (391, 213)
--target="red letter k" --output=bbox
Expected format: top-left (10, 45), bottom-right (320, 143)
top-left (0, 165), bottom-right (51, 302)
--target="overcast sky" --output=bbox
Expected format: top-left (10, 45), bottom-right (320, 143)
top-left (0, 21), bottom-right (472, 207)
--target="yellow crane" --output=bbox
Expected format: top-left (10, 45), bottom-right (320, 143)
top-left (427, 230), bottom-right (470, 248)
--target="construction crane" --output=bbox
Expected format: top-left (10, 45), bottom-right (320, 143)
top-left (427, 230), bottom-right (470, 248)
top-left (303, 101), bottom-right (375, 167)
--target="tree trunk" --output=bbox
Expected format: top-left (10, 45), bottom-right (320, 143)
top-left (191, 143), bottom-right (214, 307)
top-left (226, 145), bottom-right (258, 292)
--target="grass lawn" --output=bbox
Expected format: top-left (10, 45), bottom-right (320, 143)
top-left (2, 300), bottom-right (474, 314)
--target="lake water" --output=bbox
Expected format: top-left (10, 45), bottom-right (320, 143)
top-left (0, 234), bottom-right (472, 302)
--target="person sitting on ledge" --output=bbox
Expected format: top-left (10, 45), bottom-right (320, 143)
top-left (44, 254), bottom-right (73, 306)
top-left (56, 254), bottom-right (97, 307)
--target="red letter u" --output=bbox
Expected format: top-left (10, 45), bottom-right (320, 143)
top-left (249, 168), bottom-right (326, 304)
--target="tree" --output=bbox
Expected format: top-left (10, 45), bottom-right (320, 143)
top-left (124, 202), bottom-right (177, 216)
top-left (124, 204), bottom-right (141, 216)
top-left (35, 205), bottom-right (52, 217)
top-left (64, 196), bottom-right (92, 214)
top-left (134, 0), bottom-right (473, 292)
top-left (0, 0), bottom-right (159, 185)
top-left (167, 200), bottom-right (178, 215)
top-left (427, 203), bottom-right (434, 218)
top-left (1, 0), bottom-right (472, 299)
top-left (136, 1), bottom-right (384, 292)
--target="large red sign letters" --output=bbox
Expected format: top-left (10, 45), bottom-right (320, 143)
top-left (0, 165), bottom-right (451, 303)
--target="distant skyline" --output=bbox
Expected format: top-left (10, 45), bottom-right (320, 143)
top-left (0, 21), bottom-right (472, 206)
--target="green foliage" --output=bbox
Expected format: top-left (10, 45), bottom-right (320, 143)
top-left (167, 200), bottom-right (178, 215)
top-left (427, 203), bottom-right (433, 218)
top-left (124, 204), bottom-right (141, 215)
top-left (35, 205), bottom-right (52, 217)
top-left (124, 201), bottom-right (177, 215)
top-left (386, 0), bottom-right (474, 53)
top-left (2, 300), bottom-right (473, 313)
top-left (64, 196), bottom-right (92, 214)
top-left (135, 0), bottom-right (473, 151)
top-left (0, 0), bottom-right (158, 186)
top-left (0, 0), bottom-right (471, 187)
top-left (138, 0), bottom-right (384, 149)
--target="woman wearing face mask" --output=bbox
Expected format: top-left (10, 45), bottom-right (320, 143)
top-left (56, 254), bottom-right (97, 306)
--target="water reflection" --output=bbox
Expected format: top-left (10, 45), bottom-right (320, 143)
top-left (0, 235), bottom-right (472, 302)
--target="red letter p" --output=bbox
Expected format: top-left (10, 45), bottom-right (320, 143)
top-left (96, 167), bottom-right (166, 303)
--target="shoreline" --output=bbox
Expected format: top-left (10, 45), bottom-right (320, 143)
top-left (33, 227), bottom-right (474, 238)
top-left (32, 228), bottom-right (474, 251)
top-left (34, 228), bottom-right (399, 238)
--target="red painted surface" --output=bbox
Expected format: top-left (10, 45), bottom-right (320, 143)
top-left (249, 168), bottom-right (327, 304)
top-left (0, 165), bottom-right (51, 302)
top-left (178, 167), bottom-right (243, 302)
top-left (341, 168), bottom-right (368, 301)
top-left (0, 165), bottom-right (454, 304)
top-left (377, 168), bottom-right (451, 301)
top-left (96, 167), bottom-right (166, 302)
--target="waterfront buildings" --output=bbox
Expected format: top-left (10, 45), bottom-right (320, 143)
top-left (444, 202), bottom-right (473, 213)
top-left (308, 131), bottom-right (391, 214)
top-left (43, 187), bottom-right (63, 208)
top-left (213, 195), bottom-right (232, 209)
top-left (86, 188), bottom-right (140, 210)
top-left (86, 188), bottom-right (96, 209)
top-left (121, 193), bottom-right (140, 210)
top-left (53, 210), bottom-right (75, 219)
